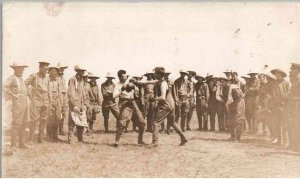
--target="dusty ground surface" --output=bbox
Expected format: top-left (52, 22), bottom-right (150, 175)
top-left (2, 112), bottom-right (300, 178)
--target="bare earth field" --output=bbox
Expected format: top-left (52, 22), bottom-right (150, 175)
top-left (2, 112), bottom-right (300, 178)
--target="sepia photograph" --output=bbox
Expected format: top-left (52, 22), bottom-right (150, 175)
top-left (1, 1), bottom-right (300, 177)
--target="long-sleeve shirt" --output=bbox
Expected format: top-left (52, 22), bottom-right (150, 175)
top-left (272, 79), bottom-right (291, 106)
top-left (67, 75), bottom-right (85, 109)
top-left (245, 78), bottom-right (260, 97)
top-left (89, 82), bottom-right (102, 105)
top-left (4, 74), bottom-right (27, 100)
top-left (25, 72), bottom-right (49, 106)
top-left (195, 82), bottom-right (210, 101)
top-left (174, 77), bottom-right (189, 102)
top-left (48, 78), bottom-right (63, 107)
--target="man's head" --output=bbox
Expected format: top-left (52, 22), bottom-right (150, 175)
top-left (258, 74), bottom-right (267, 84)
top-left (289, 63), bottom-right (300, 81)
top-left (231, 72), bottom-right (238, 81)
top-left (74, 65), bottom-right (86, 77)
top-left (57, 63), bottom-right (68, 76)
top-left (117, 69), bottom-right (128, 83)
top-left (82, 71), bottom-right (89, 82)
top-left (144, 71), bottom-right (154, 80)
top-left (105, 72), bottom-right (115, 82)
top-left (187, 71), bottom-right (196, 80)
top-left (223, 69), bottom-right (232, 80)
top-left (38, 62), bottom-right (50, 76)
top-left (219, 77), bottom-right (229, 88)
top-left (48, 67), bottom-right (59, 79)
top-left (179, 70), bottom-right (188, 78)
top-left (10, 62), bottom-right (28, 77)
top-left (154, 67), bottom-right (165, 80)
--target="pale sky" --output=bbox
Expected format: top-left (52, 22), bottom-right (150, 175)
top-left (3, 1), bottom-right (300, 83)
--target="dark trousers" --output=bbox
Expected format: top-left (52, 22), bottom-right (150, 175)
top-left (29, 104), bottom-right (48, 142)
top-left (102, 103), bottom-right (120, 132)
top-left (153, 105), bottom-right (186, 143)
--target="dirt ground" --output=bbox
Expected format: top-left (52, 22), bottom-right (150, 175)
top-left (2, 112), bottom-right (300, 178)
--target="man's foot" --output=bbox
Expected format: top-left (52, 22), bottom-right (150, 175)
top-left (197, 128), bottom-right (202, 131)
top-left (209, 129), bottom-right (215, 132)
top-left (179, 139), bottom-right (188, 146)
top-left (149, 142), bottom-right (158, 147)
top-left (138, 141), bottom-right (147, 145)
top-left (186, 128), bottom-right (192, 131)
top-left (105, 130), bottom-right (109, 134)
top-left (38, 138), bottom-right (43, 144)
top-left (113, 143), bottom-right (119, 147)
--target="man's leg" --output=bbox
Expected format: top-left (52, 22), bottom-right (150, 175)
top-left (68, 112), bottom-right (76, 144)
top-left (209, 109), bottom-right (216, 131)
top-left (180, 101), bottom-right (189, 132)
top-left (196, 102), bottom-right (202, 130)
top-left (102, 105), bottom-right (110, 133)
top-left (152, 106), bottom-right (173, 145)
top-left (169, 111), bottom-right (188, 145)
top-left (186, 100), bottom-right (195, 131)
top-left (115, 103), bottom-right (133, 147)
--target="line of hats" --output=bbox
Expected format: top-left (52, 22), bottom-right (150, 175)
top-left (10, 62), bottom-right (300, 80)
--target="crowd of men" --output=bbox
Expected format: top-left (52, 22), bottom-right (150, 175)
top-left (4, 61), bottom-right (300, 154)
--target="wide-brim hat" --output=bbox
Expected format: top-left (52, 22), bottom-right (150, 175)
top-left (88, 73), bottom-right (100, 79)
top-left (10, 62), bottom-right (28, 69)
top-left (247, 69), bottom-right (259, 76)
top-left (187, 70), bottom-right (196, 76)
top-left (179, 69), bottom-right (189, 75)
top-left (195, 75), bottom-right (206, 81)
top-left (74, 65), bottom-right (86, 72)
top-left (223, 69), bottom-right (232, 74)
top-left (241, 76), bottom-right (250, 80)
top-left (105, 72), bottom-right (115, 79)
top-left (261, 73), bottom-right (277, 80)
top-left (82, 71), bottom-right (89, 77)
top-left (165, 71), bottom-right (171, 76)
top-left (48, 66), bottom-right (59, 71)
top-left (57, 62), bottom-right (68, 69)
top-left (144, 71), bottom-right (154, 76)
top-left (38, 61), bottom-right (50, 67)
top-left (271, 68), bottom-right (287, 78)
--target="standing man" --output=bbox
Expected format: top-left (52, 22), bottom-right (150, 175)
top-left (46, 66), bottom-right (63, 142)
top-left (174, 70), bottom-right (190, 132)
top-left (207, 76), bottom-right (219, 131)
top-left (67, 65), bottom-right (87, 143)
top-left (244, 71), bottom-right (260, 132)
top-left (57, 63), bottom-right (68, 136)
top-left (4, 62), bottom-right (29, 149)
top-left (287, 63), bottom-right (300, 150)
top-left (82, 71), bottom-right (92, 135)
top-left (87, 73), bottom-right (102, 135)
top-left (101, 72), bottom-right (119, 133)
top-left (143, 71), bottom-right (156, 132)
top-left (186, 71), bottom-right (196, 131)
top-left (113, 70), bottom-right (146, 147)
top-left (151, 67), bottom-right (188, 146)
top-left (270, 68), bottom-right (290, 146)
top-left (195, 75), bottom-right (210, 131)
top-left (219, 77), bottom-right (245, 142)
top-left (25, 61), bottom-right (50, 143)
